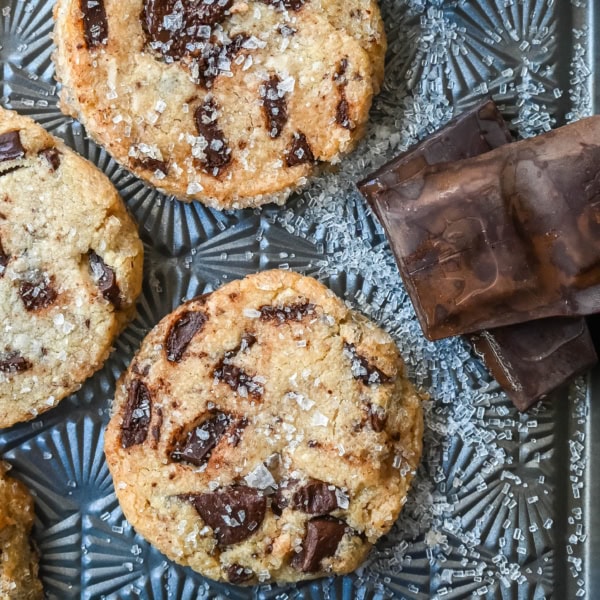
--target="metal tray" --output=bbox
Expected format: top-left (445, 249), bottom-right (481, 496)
top-left (0, 0), bottom-right (595, 597)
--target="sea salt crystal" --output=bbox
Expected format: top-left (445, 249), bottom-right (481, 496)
top-left (311, 412), bottom-right (328, 427)
top-left (245, 464), bottom-right (276, 489)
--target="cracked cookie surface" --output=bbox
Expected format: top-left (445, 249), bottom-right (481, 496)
top-left (0, 461), bottom-right (43, 599)
top-left (105, 269), bottom-right (422, 584)
top-left (0, 107), bottom-right (144, 427)
top-left (52, 0), bottom-right (386, 209)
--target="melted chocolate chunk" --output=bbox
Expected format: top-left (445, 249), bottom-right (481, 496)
top-left (336, 95), bottom-right (351, 130)
top-left (284, 132), bottom-right (315, 167)
top-left (0, 165), bottom-right (25, 178)
top-left (333, 59), bottom-right (352, 130)
top-left (192, 34), bottom-right (247, 88)
top-left (89, 250), bottom-right (121, 308)
top-left (194, 99), bottom-right (231, 175)
top-left (81, 0), bottom-right (108, 48)
top-left (39, 148), bottom-right (61, 171)
top-left (142, 0), bottom-right (233, 60)
top-left (171, 412), bottom-right (232, 466)
top-left (292, 517), bottom-right (346, 572)
top-left (0, 238), bottom-right (8, 275)
top-left (343, 343), bottom-right (391, 385)
top-left (0, 131), bottom-right (25, 163)
top-left (121, 379), bottom-right (152, 448)
top-left (166, 310), bottom-right (207, 362)
top-left (225, 563), bottom-right (253, 584)
top-left (151, 406), bottom-right (163, 443)
top-left (213, 362), bottom-right (263, 399)
top-left (0, 351), bottom-right (32, 374)
top-left (261, 0), bottom-right (306, 11)
top-left (131, 156), bottom-right (168, 176)
top-left (368, 404), bottom-right (387, 432)
top-left (259, 302), bottom-right (316, 324)
top-left (271, 481), bottom-right (291, 516)
top-left (19, 275), bottom-right (57, 311)
top-left (213, 334), bottom-right (262, 398)
top-left (291, 480), bottom-right (338, 515)
top-left (261, 75), bottom-right (288, 139)
top-left (188, 485), bottom-right (267, 546)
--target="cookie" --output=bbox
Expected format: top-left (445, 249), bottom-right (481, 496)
top-left (52, 0), bottom-right (386, 209)
top-left (0, 107), bottom-right (144, 428)
top-left (104, 270), bottom-right (422, 585)
top-left (0, 461), bottom-right (43, 599)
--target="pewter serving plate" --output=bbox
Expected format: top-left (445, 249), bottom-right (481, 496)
top-left (0, 0), bottom-right (596, 598)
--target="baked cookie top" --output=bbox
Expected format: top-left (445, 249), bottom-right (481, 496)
top-left (53, 0), bottom-right (386, 209)
top-left (104, 270), bottom-right (422, 585)
top-left (0, 461), bottom-right (43, 599)
top-left (0, 107), bottom-right (143, 428)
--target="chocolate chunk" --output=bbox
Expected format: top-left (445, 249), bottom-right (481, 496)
top-left (471, 319), bottom-right (597, 411)
top-left (193, 34), bottom-right (247, 88)
top-left (285, 132), bottom-right (314, 167)
top-left (130, 156), bottom-right (168, 176)
top-left (261, 75), bottom-right (288, 139)
top-left (261, 0), bottom-right (306, 11)
top-left (171, 412), bottom-right (231, 466)
top-left (19, 275), bottom-right (57, 311)
top-left (360, 115), bottom-right (600, 339)
top-left (0, 351), bottom-right (32, 374)
top-left (336, 95), bottom-right (351, 130)
top-left (271, 479), bottom-right (294, 515)
top-left (292, 517), bottom-right (346, 572)
top-left (188, 485), bottom-right (267, 546)
top-left (213, 362), bottom-right (263, 399)
top-left (0, 131), bottom-right (25, 163)
top-left (358, 99), bottom-right (599, 410)
top-left (151, 406), bottom-right (163, 444)
top-left (343, 343), bottom-right (391, 385)
top-left (166, 310), bottom-right (207, 362)
top-left (39, 148), bottom-right (61, 171)
top-left (81, 0), bottom-right (108, 48)
top-left (213, 334), bottom-right (262, 398)
top-left (291, 480), bottom-right (338, 515)
top-left (142, 0), bottom-right (233, 60)
top-left (368, 404), bottom-right (387, 432)
top-left (0, 165), bottom-right (25, 178)
top-left (333, 59), bottom-right (352, 129)
top-left (194, 99), bottom-right (231, 176)
top-left (121, 379), bottom-right (152, 448)
top-left (0, 238), bottom-right (8, 275)
top-left (259, 302), bottom-right (316, 323)
top-left (225, 563), bottom-right (253, 584)
top-left (89, 250), bottom-right (121, 308)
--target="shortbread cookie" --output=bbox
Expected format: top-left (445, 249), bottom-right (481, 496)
top-left (0, 461), bottom-right (43, 599)
top-left (105, 270), bottom-right (422, 584)
top-left (52, 0), bottom-right (386, 209)
top-left (0, 107), bottom-right (143, 428)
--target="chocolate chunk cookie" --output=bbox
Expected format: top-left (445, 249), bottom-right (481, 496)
top-left (105, 270), bottom-right (423, 584)
top-left (0, 107), bottom-right (143, 427)
top-left (52, 0), bottom-right (386, 209)
top-left (0, 461), bottom-right (43, 599)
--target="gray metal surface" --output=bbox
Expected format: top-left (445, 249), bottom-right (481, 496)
top-left (0, 0), bottom-right (595, 598)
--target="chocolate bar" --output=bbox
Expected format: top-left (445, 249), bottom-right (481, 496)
top-left (360, 114), bottom-right (600, 340)
top-left (359, 100), bottom-right (597, 410)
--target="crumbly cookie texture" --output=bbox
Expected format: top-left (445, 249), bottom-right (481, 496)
top-left (0, 107), bottom-right (144, 428)
top-left (52, 0), bottom-right (386, 209)
top-left (105, 270), bottom-right (422, 585)
top-left (0, 461), bottom-right (43, 600)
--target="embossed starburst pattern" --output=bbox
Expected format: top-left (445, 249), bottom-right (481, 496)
top-left (0, 0), bottom-right (594, 597)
